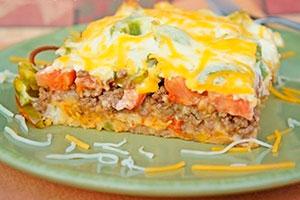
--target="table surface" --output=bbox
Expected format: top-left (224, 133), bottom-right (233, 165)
top-left (1, 0), bottom-right (300, 199)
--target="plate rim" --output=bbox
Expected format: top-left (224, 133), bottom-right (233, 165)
top-left (1, 27), bottom-right (300, 197)
top-left (0, 137), bottom-right (300, 197)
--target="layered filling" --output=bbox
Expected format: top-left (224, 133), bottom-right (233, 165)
top-left (31, 70), bottom-right (259, 143)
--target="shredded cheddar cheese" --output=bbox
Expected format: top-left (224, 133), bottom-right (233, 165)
top-left (281, 51), bottom-right (296, 60)
top-left (267, 128), bottom-right (292, 141)
top-left (145, 161), bottom-right (186, 173)
top-left (181, 138), bottom-right (272, 156)
top-left (282, 87), bottom-right (300, 97)
top-left (210, 146), bottom-right (250, 153)
top-left (283, 90), bottom-right (299, 99)
top-left (192, 162), bottom-right (295, 172)
top-left (65, 134), bottom-right (90, 150)
top-left (272, 130), bottom-right (282, 154)
top-left (269, 85), bottom-right (300, 104)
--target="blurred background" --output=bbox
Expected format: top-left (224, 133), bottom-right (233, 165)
top-left (0, 0), bottom-right (300, 49)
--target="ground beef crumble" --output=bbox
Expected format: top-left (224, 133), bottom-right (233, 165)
top-left (33, 71), bottom-right (259, 138)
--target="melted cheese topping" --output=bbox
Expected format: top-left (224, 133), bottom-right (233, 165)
top-left (49, 1), bottom-right (282, 101)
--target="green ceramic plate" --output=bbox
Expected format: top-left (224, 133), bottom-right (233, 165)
top-left (0, 26), bottom-right (300, 197)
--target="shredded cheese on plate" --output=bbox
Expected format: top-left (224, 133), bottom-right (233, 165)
top-left (121, 156), bottom-right (185, 173)
top-left (46, 153), bottom-right (101, 159)
top-left (267, 128), bottom-right (292, 141)
top-left (14, 114), bottom-right (28, 133)
top-left (65, 142), bottom-right (76, 153)
top-left (97, 153), bottom-right (119, 165)
top-left (269, 85), bottom-right (300, 104)
top-left (4, 126), bottom-right (52, 147)
top-left (138, 146), bottom-right (154, 159)
top-left (93, 138), bottom-right (127, 148)
top-left (93, 138), bottom-right (128, 155)
top-left (65, 134), bottom-right (90, 150)
top-left (145, 161), bottom-right (186, 173)
top-left (0, 104), bottom-right (28, 133)
top-left (181, 138), bottom-right (272, 156)
top-left (281, 51), bottom-right (296, 60)
top-left (283, 87), bottom-right (300, 97)
top-left (211, 146), bottom-right (250, 153)
top-left (272, 130), bottom-right (282, 154)
top-left (46, 152), bottom-right (119, 165)
top-left (287, 118), bottom-right (300, 129)
top-left (0, 104), bottom-right (14, 119)
top-left (121, 156), bottom-right (145, 171)
top-left (102, 145), bottom-right (129, 155)
top-left (192, 162), bottom-right (295, 172)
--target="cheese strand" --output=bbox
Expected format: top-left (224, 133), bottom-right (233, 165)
top-left (272, 130), bottom-right (282, 154)
top-left (4, 126), bottom-right (52, 147)
top-left (181, 138), bottom-right (272, 156)
top-left (192, 162), bottom-right (295, 172)
top-left (145, 161), bottom-right (186, 173)
top-left (65, 134), bottom-right (90, 150)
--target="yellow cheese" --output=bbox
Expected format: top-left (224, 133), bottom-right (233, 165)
top-left (270, 85), bottom-right (300, 104)
top-left (145, 161), bottom-right (186, 173)
top-left (48, 1), bottom-right (282, 98)
top-left (192, 162), bottom-right (295, 172)
top-left (283, 86), bottom-right (300, 96)
top-left (211, 146), bottom-right (250, 153)
top-left (272, 130), bottom-right (282, 154)
top-left (65, 134), bottom-right (90, 150)
top-left (281, 51), bottom-right (296, 60)
top-left (209, 38), bottom-right (257, 57)
top-left (267, 128), bottom-right (292, 141)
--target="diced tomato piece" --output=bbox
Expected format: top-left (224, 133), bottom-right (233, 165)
top-left (208, 93), bottom-right (253, 120)
top-left (168, 117), bottom-right (183, 132)
top-left (36, 69), bottom-right (76, 91)
top-left (164, 77), bottom-right (201, 106)
top-left (134, 93), bottom-right (146, 109)
top-left (75, 75), bottom-right (101, 93)
top-left (115, 89), bottom-right (146, 111)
